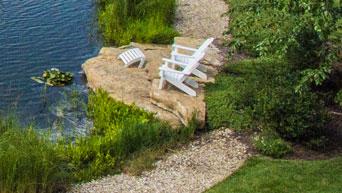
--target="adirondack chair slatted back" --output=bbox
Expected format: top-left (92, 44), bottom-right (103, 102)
top-left (193, 37), bottom-right (214, 58)
top-left (182, 52), bottom-right (205, 75)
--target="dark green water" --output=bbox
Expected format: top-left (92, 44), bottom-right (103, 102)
top-left (0, 0), bottom-right (101, 132)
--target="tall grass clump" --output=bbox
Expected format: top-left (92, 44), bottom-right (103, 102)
top-left (0, 117), bottom-right (72, 193)
top-left (97, 0), bottom-right (179, 46)
top-left (66, 89), bottom-right (197, 181)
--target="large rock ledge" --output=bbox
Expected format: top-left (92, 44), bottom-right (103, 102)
top-left (82, 37), bottom-right (224, 127)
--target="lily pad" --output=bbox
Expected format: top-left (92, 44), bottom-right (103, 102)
top-left (31, 68), bottom-right (74, 87)
top-left (31, 76), bottom-right (45, 84)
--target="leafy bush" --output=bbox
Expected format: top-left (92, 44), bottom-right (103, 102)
top-left (254, 129), bottom-right (291, 158)
top-left (226, 0), bottom-right (342, 87)
top-left (334, 89), bottom-right (342, 107)
top-left (205, 58), bottom-right (328, 140)
top-left (66, 89), bottom-right (197, 181)
top-left (97, 0), bottom-right (179, 46)
top-left (0, 117), bottom-right (71, 193)
top-left (306, 136), bottom-right (327, 150)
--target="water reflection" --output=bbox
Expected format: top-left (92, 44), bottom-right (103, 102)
top-left (0, 0), bottom-right (100, 131)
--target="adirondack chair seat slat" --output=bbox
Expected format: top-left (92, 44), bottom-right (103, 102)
top-left (129, 50), bottom-right (138, 59)
top-left (118, 48), bottom-right (146, 68)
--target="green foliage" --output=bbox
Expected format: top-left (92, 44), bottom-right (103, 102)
top-left (227, 0), bottom-right (342, 87)
top-left (207, 156), bottom-right (342, 193)
top-left (0, 117), bottom-right (71, 193)
top-left (254, 129), bottom-right (291, 158)
top-left (334, 89), bottom-right (342, 107)
top-left (66, 89), bottom-right (197, 181)
top-left (31, 68), bottom-right (73, 87)
top-left (97, 0), bottom-right (178, 46)
top-left (0, 89), bottom-right (199, 188)
top-left (306, 136), bottom-right (327, 150)
top-left (87, 89), bottom-right (156, 134)
top-left (205, 58), bottom-right (327, 140)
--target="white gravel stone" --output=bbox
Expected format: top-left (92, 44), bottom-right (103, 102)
top-left (175, 0), bottom-right (229, 42)
top-left (69, 128), bottom-right (252, 193)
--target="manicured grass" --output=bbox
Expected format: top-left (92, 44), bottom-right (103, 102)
top-left (207, 156), bottom-right (342, 193)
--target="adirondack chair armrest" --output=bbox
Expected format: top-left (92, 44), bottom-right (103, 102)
top-left (171, 51), bottom-right (196, 59)
top-left (162, 58), bottom-right (189, 67)
top-left (159, 66), bottom-right (189, 75)
top-left (162, 58), bottom-right (188, 66)
top-left (172, 44), bottom-right (198, 52)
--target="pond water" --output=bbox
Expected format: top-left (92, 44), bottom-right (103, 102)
top-left (0, 0), bottom-right (101, 133)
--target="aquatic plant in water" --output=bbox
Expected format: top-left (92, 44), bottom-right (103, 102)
top-left (31, 68), bottom-right (73, 87)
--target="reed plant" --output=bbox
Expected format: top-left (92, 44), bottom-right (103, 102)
top-left (97, 0), bottom-right (178, 46)
top-left (0, 117), bottom-right (72, 193)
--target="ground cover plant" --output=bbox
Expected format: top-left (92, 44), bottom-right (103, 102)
top-left (207, 156), bottom-right (342, 193)
top-left (96, 0), bottom-right (179, 46)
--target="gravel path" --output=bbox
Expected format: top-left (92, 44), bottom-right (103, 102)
top-left (175, 0), bottom-right (229, 41)
top-left (70, 1), bottom-right (251, 192)
top-left (70, 129), bottom-right (252, 193)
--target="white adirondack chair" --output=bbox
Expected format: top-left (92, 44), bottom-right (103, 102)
top-left (171, 37), bottom-right (214, 80)
top-left (159, 52), bottom-right (205, 96)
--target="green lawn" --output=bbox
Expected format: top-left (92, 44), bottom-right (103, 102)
top-left (207, 156), bottom-right (342, 193)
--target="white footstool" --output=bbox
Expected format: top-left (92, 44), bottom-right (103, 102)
top-left (118, 48), bottom-right (146, 68)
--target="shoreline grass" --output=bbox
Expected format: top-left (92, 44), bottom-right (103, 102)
top-left (66, 89), bottom-right (198, 181)
top-left (96, 0), bottom-right (179, 46)
top-left (0, 89), bottom-right (199, 192)
top-left (0, 117), bottom-right (72, 193)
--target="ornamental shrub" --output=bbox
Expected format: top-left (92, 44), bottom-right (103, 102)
top-left (205, 58), bottom-right (328, 140)
top-left (254, 129), bottom-right (291, 158)
top-left (334, 89), bottom-right (342, 107)
top-left (226, 0), bottom-right (342, 87)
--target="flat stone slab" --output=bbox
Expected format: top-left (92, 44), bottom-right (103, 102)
top-left (82, 47), bottom-right (181, 127)
top-left (150, 79), bottom-right (206, 126)
top-left (82, 38), bottom-right (224, 127)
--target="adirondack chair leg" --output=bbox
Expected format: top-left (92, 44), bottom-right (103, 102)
top-left (138, 58), bottom-right (145, 69)
top-left (177, 82), bottom-right (196, 96)
top-left (159, 77), bottom-right (165, 89)
top-left (197, 64), bottom-right (207, 72)
top-left (167, 78), bottom-right (196, 96)
top-left (184, 78), bottom-right (198, 88)
top-left (192, 68), bottom-right (208, 80)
